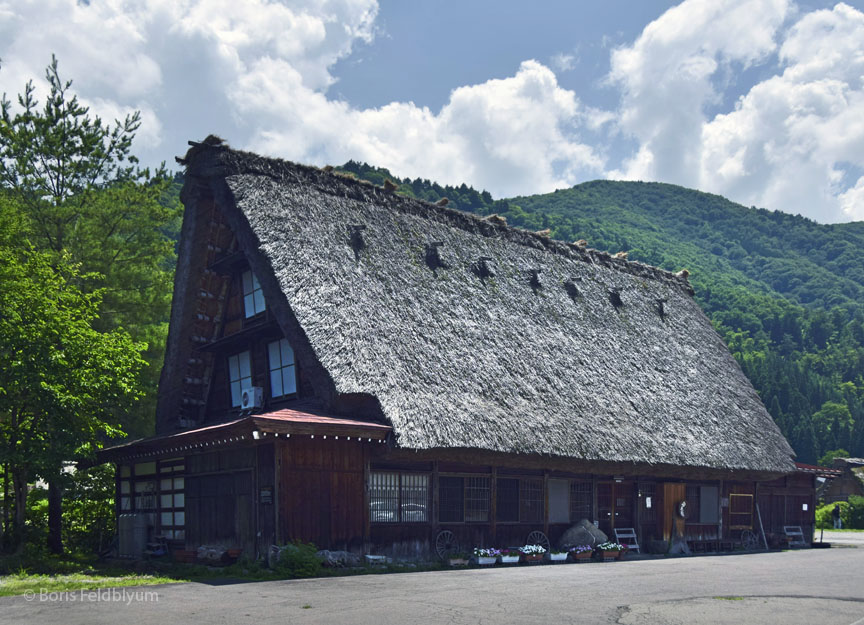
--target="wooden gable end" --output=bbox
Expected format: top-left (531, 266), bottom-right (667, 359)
top-left (156, 176), bottom-right (339, 435)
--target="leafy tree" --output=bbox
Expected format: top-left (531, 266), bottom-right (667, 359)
top-left (0, 247), bottom-right (145, 551)
top-left (0, 56), bottom-right (181, 438)
top-left (818, 449), bottom-right (849, 467)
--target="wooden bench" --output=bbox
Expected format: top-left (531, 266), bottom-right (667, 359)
top-left (614, 528), bottom-right (640, 553)
top-left (783, 526), bottom-right (807, 548)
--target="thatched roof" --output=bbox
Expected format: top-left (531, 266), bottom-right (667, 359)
top-left (179, 140), bottom-right (796, 475)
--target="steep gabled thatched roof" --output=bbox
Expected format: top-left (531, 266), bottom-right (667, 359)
top-left (180, 140), bottom-right (796, 475)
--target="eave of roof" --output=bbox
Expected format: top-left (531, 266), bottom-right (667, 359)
top-left (98, 408), bottom-right (391, 462)
top-left (794, 461), bottom-right (842, 477)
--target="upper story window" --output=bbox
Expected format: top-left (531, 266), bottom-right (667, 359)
top-left (228, 350), bottom-right (252, 407)
top-left (268, 338), bottom-right (296, 398)
top-left (242, 270), bottom-right (266, 318)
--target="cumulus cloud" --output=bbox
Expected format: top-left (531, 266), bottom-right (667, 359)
top-left (608, 0), bottom-right (864, 222)
top-left (1, 0), bottom-right (863, 220)
top-left (0, 0), bottom-right (603, 198)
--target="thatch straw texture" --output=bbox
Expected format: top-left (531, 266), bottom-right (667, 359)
top-left (183, 143), bottom-right (795, 474)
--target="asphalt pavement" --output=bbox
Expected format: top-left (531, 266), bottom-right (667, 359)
top-left (1, 548), bottom-right (862, 625)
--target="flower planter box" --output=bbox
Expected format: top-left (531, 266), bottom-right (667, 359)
top-left (498, 555), bottom-right (521, 565)
top-left (600, 550), bottom-right (620, 561)
top-left (548, 552), bottom-right (568, 562)
top-left (476, 556), bottom-right (497, 566)
top-left (570, 551), bottom-right (592, 563)
top-left (448, 558), bottom-right (469, 567)
top-left (523, 553), bottom-right (544, 563)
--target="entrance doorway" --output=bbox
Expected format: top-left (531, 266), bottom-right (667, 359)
top-left (597, 482), bottom-right (634, 537)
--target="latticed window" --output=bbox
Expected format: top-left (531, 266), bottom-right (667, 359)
top-left (439, 477), bottom-right (464, 522)
top-left (570, 481), bottom-right (593, 522)
top-left (686, 484), bottom-right (701, 523)
top-left (241, 270), bottom-right (266, 318)
top-left (369, 472), bottom-right (429, 523)
top-left (438, 476), bottom-right (490, 522)
top-left (496, 478), bottom-right (520, 522)
top-left (520, 478), bottom-right (543, 523)
top-left (465, 477), bottom-right (490, 522)
top-left (158, 458), bottom-right (186, 540)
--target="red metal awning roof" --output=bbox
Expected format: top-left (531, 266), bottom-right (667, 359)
top-left (794, 461), bottom-right (841, 477)
top-left (98, 407), bottom-right (391, 462)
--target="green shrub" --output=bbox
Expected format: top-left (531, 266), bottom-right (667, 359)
top-left (272, 541), bottom-right (320, 578)
top-left (847, 496), bottom-right (864, 529)
top-left (815, 501), bottom-right (849, 529)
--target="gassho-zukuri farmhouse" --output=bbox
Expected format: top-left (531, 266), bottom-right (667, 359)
top-left (99, 137), bottom-right (816, 560)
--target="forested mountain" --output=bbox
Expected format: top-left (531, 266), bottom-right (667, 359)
top-left (338, 161), bottom-right (864, 464)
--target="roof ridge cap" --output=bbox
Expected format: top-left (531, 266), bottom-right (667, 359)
top-left (182, 139), bottom-right (693, 293)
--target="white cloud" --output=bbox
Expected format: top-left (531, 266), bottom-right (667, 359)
top-left (550, 52), bottom-right (577, 73)
top-left (0, 0), bottom-right (604, 198)
top-left (608, 0), bottom-right (864, 222)
top-left (1, 0), bottom-right (863, 221)
top-left (607, 0), bottom-right (790, 184)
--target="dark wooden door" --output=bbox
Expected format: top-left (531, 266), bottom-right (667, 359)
top-left (597, 482), bottom-right (635, 537)
top-left (186, 470), bottom-right (254, 554)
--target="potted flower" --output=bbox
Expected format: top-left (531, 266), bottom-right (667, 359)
top-left (519, 544), bottom-right (546, 563)
top-left (473, 547), bottom-right (500, 566)
top-left (498, 548), bottom-right (521, 564)
top-left (547, 549), bottom-right (568, 562)
top-left (595, 541), bottom-right (625, 561)
top-left (568, 544), bottom-right (593, 562)
top-left (448, 552), bottom-right (471, 566)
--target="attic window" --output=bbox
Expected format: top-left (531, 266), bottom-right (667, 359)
top-left (242, 270), bottom-right (266, 318)
top-left (425, 241), bottom-right (447, 271)
top-left (609, 288), bottom-right (623, 309)
top-left (349, 224), bottom-right (367, 259)
top-left (228, 350), bottom-right (252, 407)
top-left (268, 339), bottom-right (297, 398)
top-left (564, 278), bottom-right (581, 300)
top-left (529, 269), bottom-right (542, 293)
top-left (474, 256), bottom-right (495, 279)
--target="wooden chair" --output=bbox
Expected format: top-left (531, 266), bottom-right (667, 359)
top-left (613, 528), bottom-right (640, 553)
top-left (783, 526), bottom-right (807, 548)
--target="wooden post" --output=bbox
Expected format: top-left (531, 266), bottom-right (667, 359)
top-left (718, 478), bottom-right (724, 540)
top-left (274, 440), bottom-right (282, 545)
top-left (490, 467), bottom-right (497, 544)
top-left (543, 470), bottom-right (549, 538)
top-left (591, 475), bottom-right (598, 526)
top-left (432, 461), bottom-right (440, 527)
top-left (362, 449), bottom-right (371, 546)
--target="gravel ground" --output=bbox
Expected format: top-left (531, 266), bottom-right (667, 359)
top-left (1, 548), bottom-right (862, 625)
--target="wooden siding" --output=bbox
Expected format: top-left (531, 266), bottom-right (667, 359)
top-left (662, 482), bottom-right (686, 541)
top-left (184, 448), bottom-right (258, 556)
top-left (278, 437), bottom-right (368, 549)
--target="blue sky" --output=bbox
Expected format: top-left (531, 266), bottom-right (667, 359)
top-left (1, 0), bottom-right (863, 222)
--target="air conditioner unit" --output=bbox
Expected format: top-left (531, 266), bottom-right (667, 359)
top-left (241, 386), bottom-right (264, 410)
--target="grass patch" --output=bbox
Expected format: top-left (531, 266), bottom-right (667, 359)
top-left (0, 571), bottom-right (184, 597)
top-left (0, 551), bottom-right (447, 597)
top-left (821, 528), bottom-right (864, 533)
top-left (713, 596), bottom-right (745, 601)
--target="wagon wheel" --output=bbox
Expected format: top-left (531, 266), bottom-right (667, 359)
top-left (741, 530), bottom-right (761, 551)
top-left (525, 530), bottom-right (550, 552)
top-left (435, 530), bottom-right (459, 560)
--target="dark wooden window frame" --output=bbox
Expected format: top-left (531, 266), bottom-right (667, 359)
top-left (369, 471), bottom-right (431, 524)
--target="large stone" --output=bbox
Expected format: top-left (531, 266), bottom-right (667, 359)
top-left (558, 519), bottom-right (608, 549)
top-left (316, 549), bottom-right (363, 567)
